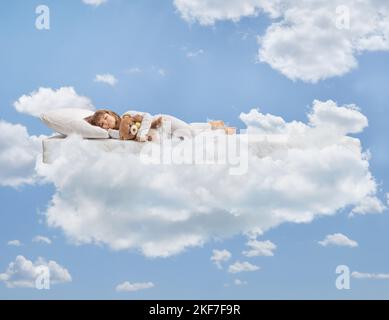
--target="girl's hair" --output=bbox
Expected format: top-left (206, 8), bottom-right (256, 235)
top-left (85, 109), bottom-right (121, 129)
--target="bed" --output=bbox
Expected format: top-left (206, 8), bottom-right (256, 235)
top-left (42, 135), bottom-right (149, 164)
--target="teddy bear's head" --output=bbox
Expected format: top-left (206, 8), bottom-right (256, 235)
top-left (119, 114), bottom-right (143, 140)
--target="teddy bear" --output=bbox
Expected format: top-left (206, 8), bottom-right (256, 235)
top-left (119, 114), bottom-right (163, 141)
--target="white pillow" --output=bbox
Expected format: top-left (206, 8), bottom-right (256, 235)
top-left (40, 108), bottom-right (109, 139)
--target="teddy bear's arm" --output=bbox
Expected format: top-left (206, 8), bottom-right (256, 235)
top-left (119, 117), bottom-right (132, 140)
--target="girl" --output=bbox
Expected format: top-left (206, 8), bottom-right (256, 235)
top-left (85, 109), bottom-right (192, 141)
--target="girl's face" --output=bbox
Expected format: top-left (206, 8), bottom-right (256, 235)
top-left (98, 113), bottom-right (116, 129)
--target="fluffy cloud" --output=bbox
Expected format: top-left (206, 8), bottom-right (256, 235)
top-left (36, 100), bottom-right (380, 257)
top-left (239, 109), bottom-right (285, 134)
top-left (13, 87), bottom-right (93, 117)
top-left (234, 279), bottom-right (248, 286)
top-left (0, 121), bottom-right (43, 187)
top-left (211, 249), bottom-right (232, 269)
top-left (0, 255), bottom-right (71, 288)
top-left (352, 271), bottom-right (389, 280)
top-left (116, 281), bottom-right (155, 292)
top-left (318, 233), bottom-right (358, 248)
top-left (82, 0), bottom-right (107, 6)
top-left (308, 100), bottom-right (368, 135)
top-left (174, 0), bottom-right (389, 82)
top-left (350, 195), bottom-right (387, 216)
top-left (7, 240), bottom-right (22, 247)
top-left (32, 236), bottom-right (52, 245)
top-left (187, 49), bottom-right (205, 58)
top-left (174, 0), bottom-right (265, 25)
top-left (243, 240), bottom-right (276, 257)
top-left (258, 1), bottom-right (389, 82)
top-left (228, 261), bottom-right (260, 273)
top-left (94, 74), bottom-right (118, 86)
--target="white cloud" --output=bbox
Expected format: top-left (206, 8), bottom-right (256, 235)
top-left (7, 240), bottom-right (22, 247)
top-left (0, 120), bottom-right (43, 187)
top-left (125, 67), bottom-right (142, 74)
top-left (174, 1), bottom-right (389, 82)
top-left (234, 279), bottom-right (248, 286)
top-left (228, 261), bottom-right (260, 273)
top-left (0, 255), bottom-right (71, 288)
top-left (158, 68), bottom-right (166, 77)
top-left (350, 196), bottom-right (387, 216)
top-left (352, 271), bottom-right (389, 280)
top-left (211, 249), bottom-right (232, 269)
top-left (174, 0), bottom-right (265, 25)
top-left (244, 227), bottom-right (263, 240)
top-left (94, 74), bottom-right (118, 86)
top-left (13, 87), bottom-right (93, 117)
top-left (32, 236), bottom-right (52, 245)
top-left (243, 240), bottom-right (276, 257)
top-left (116, 281), bottom-right (155, 292)
top-left (187, 49), bottom-right (205, 58)
top-left (36, 100), bottom-right (379, 257)
top-left (308, 100), bottom-right (368, 135)
top-left (318, 233), bottom-right (358, 248)
top-left (82, 0), bottom-right (107, 6)
top-left (240, 109), bottom-right (285, 134)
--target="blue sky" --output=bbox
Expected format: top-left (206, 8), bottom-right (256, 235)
top-left (1, 0), bottom-right (389, 299)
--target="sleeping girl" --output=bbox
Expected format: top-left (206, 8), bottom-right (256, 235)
top-left (85, 109), bottom-right (192, 141)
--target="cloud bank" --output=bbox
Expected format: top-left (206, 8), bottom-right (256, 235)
top-left (34, 99), bottom-right (382, 257)
top-left (0, 121), bottom-right (43, 187)
top-left (0, 255), bottom-right (71, 288)
top-left (174, 0), bottom-right (389, 82)
top-left (13, 87), bottom-right (93, 117)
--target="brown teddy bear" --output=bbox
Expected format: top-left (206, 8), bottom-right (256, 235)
top-left (119, 114), bottom-right (163, 141)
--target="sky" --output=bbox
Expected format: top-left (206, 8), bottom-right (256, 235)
top-left (0, 0), bottom-right (389, 299)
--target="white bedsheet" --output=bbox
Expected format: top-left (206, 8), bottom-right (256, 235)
top-left (42, 135), bottom-right (146, 164)
top-left (42, 123), bottom-right (221, 163)
top-left (41, 131), bottom-right (292, 165)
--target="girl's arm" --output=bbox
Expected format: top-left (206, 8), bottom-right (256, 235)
top-left (108, 129), bottom-right (120, 139)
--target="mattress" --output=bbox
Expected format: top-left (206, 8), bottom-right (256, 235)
top-left (42, 122), bottom-right (232, 163)
top-left (42, 135), bottom-right (147, 164)
top-left (41, 130), bottom-right (293, 165)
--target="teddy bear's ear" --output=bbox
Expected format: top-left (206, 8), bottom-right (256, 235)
top-left (132, 114), bottom-right (143, 123)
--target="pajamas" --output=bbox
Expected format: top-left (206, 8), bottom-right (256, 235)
top-left (108, 111), bottom-right (192, 141)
